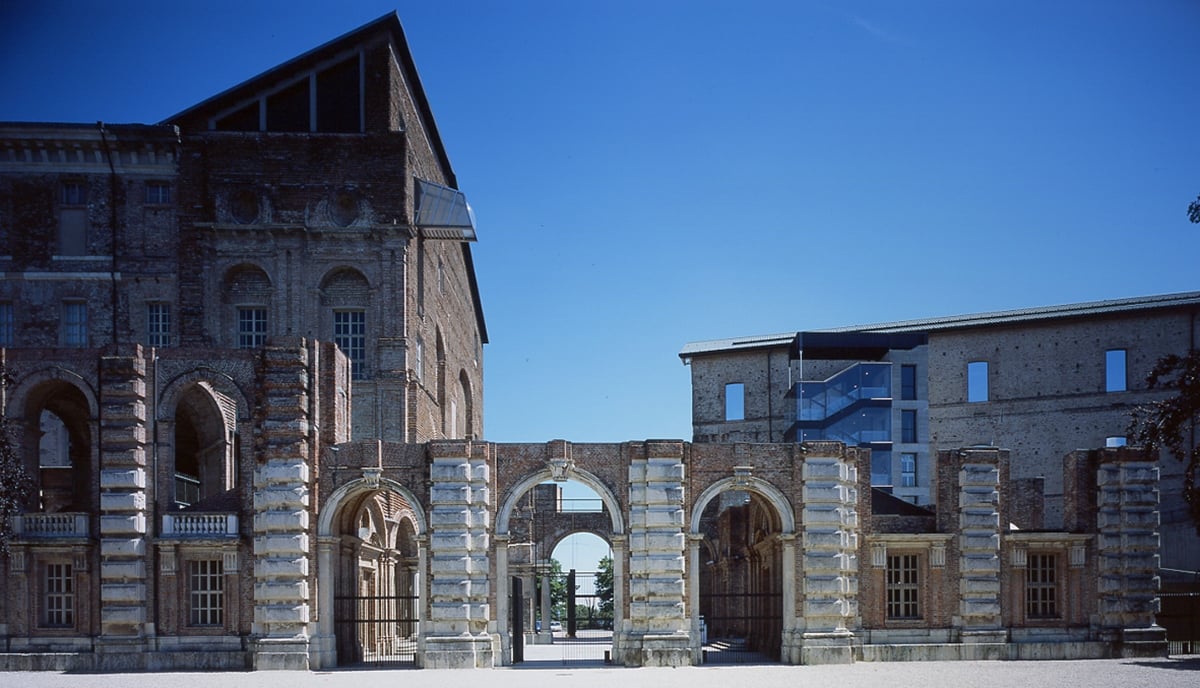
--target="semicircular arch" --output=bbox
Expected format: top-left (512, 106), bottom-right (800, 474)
top-left (689, 476), bottom-right (796, 536)
top-left (158, 367), bottom-right (250, 423)
top-left (318, 476), bottom-right (428, 537)
top-left (5, 366), bottom-right (99, 420)
top-left (496, 469), bottom-right (624, 536)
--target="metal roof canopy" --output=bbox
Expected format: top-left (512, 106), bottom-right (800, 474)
top-left (792, 331), bottom-right (928, 360)
top-left (415, 178), bottom-right (476, 241)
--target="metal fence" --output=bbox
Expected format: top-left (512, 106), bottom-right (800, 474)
top-left (333, 594), bottom-right (418, 667)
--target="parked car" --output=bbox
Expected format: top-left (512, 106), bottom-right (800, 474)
top-left (550, 621), bottom-right (563, 633)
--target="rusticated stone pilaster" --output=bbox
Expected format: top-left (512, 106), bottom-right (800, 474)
top-left (251, 339), bottom-right (313, 670)
top-left (954, 448), bottom-right (1004, 641)
top-left (424, 440), bottom-right (494, 668)
top-left (622, 440), bottom-right (689, 667)
top-left (1091, 448), bottom-right (1167, 656)
top-left (96, 346), bottom-right (150, 643)
top-left (798, 443), bottom-right (858, 664)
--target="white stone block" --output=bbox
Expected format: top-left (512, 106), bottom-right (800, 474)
top-left (254, 534), bottom-right (309, 556)
top-left (256, 461), bottom-right (310, 484)
top-left (101, 538), bottom-right (146, 558)
top-left (101, 560), bottom-right (145, 580)
top-left (100, 468), bottom-right (146, 489)
top-left (100, 492), bottom-right (145, 512)
top-left (255, 580), bottom-right (309, 601)
top-left (257, 604), bottom-right (310, 624)
top-left (100, 513), bottom-right (146, 536)
top-left (101, 582), bottom-right (146, 603)
top-left (253, 510), bottom-right (309, 532)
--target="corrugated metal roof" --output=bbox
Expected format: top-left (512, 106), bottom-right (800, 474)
top-left (678, 332), bottom-right (796, 359)
top-left (821, 291), bottom-right (1200, 334)
top-left (678, 291), bottom-right (1200, 359)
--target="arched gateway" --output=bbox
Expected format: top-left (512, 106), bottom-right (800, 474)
top-left (314, 439), bottom-right (863, 668)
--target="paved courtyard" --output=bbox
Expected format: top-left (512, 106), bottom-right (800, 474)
top-left (6, 656), bottom-right (1199, 688)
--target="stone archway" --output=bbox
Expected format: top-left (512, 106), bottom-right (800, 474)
top-left (494, 467), bottom-right (625, 665)
top-left (314, 475), bottom-right (427, 669)
top-left (688, 475), bottom-right (797, 664)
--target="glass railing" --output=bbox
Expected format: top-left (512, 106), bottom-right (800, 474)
top-left (798, 362), bottom-right (892, 421)
top-left (798, 406), bottom-right (892, 446)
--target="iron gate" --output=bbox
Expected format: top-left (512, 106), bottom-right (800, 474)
top-left (700, 590), bottom-right (782, 664)
top-left (334, 594), bottom-right (418, 667)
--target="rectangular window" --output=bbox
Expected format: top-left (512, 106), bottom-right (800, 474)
top-left (237, 308), bottom-right (267, 349)
top-left (147, 302), bottom-right (170, 347)
top-left (58, 181), bottom-right (88, 256)
top-left (413, 336), bottom-right (424, 382)
top-left (900, 452), bottom-right (917, 488)
top-left (188, 559), bottom-right (224, 626)
top-left (333, 310), bottom-right (366, 379)
top-left (43, 563), bottom-right (74, 627)
top-left (1105, 436), bottom-right (1127, 448)
top-left (62, 302), bottom-right (87, 347)
top-left (967, 361), bottom-right (989, 402)
top-left (1026, 553), bottom-right (1058, 618)
top-left (1105, 349), bottom-right (1127, 392)
top-left (870, 449), bottom-right (892, 487)
top-left (0, 302), bottom-right (13, 346)
top-left (144, 181), bottom-right (171, 205)
top-left (900, 364), bottom-right (917, 401)
top-left (61, 181), bottom-right (86, 206)
top-left (886, 554), bottom-right (920, 619)
top-left (724, 382), bottom-right (745, 421)
top-left (901, 409), bottom-right (917, 444)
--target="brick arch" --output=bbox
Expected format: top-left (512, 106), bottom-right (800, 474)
top-left (4, 365), bottom-right (99, 420)
top-left (689, 475), bottom-right (796, 535)
top-left (496, 468), bottom-right (624, 536)
top-left (157, 367), bottom-right (249, 423)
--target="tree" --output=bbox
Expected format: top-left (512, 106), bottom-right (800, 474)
top-left (1188, 193), bottom-right (1200, 224)
top-left (0, 365), bottom-right (34, 554)
top-left (1129, 350), bottom-right (1200, 535)
top-left (595, 555), bottom-right (614, 621)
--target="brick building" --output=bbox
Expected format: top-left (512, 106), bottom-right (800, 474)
top-left (679, 292), bottom-right (1200, 581)
top-left (0, 12), bottom-right (1176, 673)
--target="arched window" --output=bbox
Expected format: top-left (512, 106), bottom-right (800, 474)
top-left (321, 268), bottom-right (371, 379)
top-left (221, 265), bottom-right (272, 349)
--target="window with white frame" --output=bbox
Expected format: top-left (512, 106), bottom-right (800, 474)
top-left (0, 302), bottom-right (13, 346)
top-left (333, 309), bottom-right (366, 379)
top-left (147, 302), bottom-right (170, 347)
top-left (237, 307), bottom-right (267, 349)
top-left (886, 553), bottom-right (920, 619)
top-left (1026, 553), bottom-right (1058, 618)
top-left (43, 562), bottom-right (74, 627)
top-left (62, 302), bottom-right (88, 347)
top-left (189, 559), bottom-right (224, 626)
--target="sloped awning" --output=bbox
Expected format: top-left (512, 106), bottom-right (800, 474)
top-left (415, 178), bottom-right (477, 241)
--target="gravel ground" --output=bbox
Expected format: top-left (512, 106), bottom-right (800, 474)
top-left (5, 656), bottom-right (1199, 688)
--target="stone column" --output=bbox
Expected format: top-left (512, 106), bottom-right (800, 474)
top-left (687, 533), bottom-right (703, 663)
top-left (540, 573), bottom-right (552, 641)
top-left (96, 346), bottom-right (150, 664)
top-left (424, 441), bottom-right (494, 668)
top-left (1093, 448), bottom-right (1167, 656)
top-left (955, 448), bottom-right (1005, 643)
top-left (779, 533), bottom-right (799, 662)
top-left (493, 534), bottom-right (510, 663)
top-left (798, 446), bottom-right (858, 664)
top-left (610, 534), bottom-right (627, 660)
top-left (623, 440), bottom-right (689, 667)
top-left (251, 339), bottom-right (315, 669)
top-left (311, 536), bottom-right (338, 669)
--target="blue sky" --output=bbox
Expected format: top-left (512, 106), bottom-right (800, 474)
top-left (3, 0), bottom-right (1198, 453)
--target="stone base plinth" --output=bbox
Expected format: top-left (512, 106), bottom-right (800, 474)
top-left (618, 632), bottom-right (691, 667)
top-left (1117, 626), bottom-right (1168, 658)
top-left (799, 631), bottom-right (856, 665)
top-left (961, 629), bottom-right (1009, 644)
top-left (252, 639), bottom-right (311, 670)
top-left (422, 634), bottom-right (496, 668)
